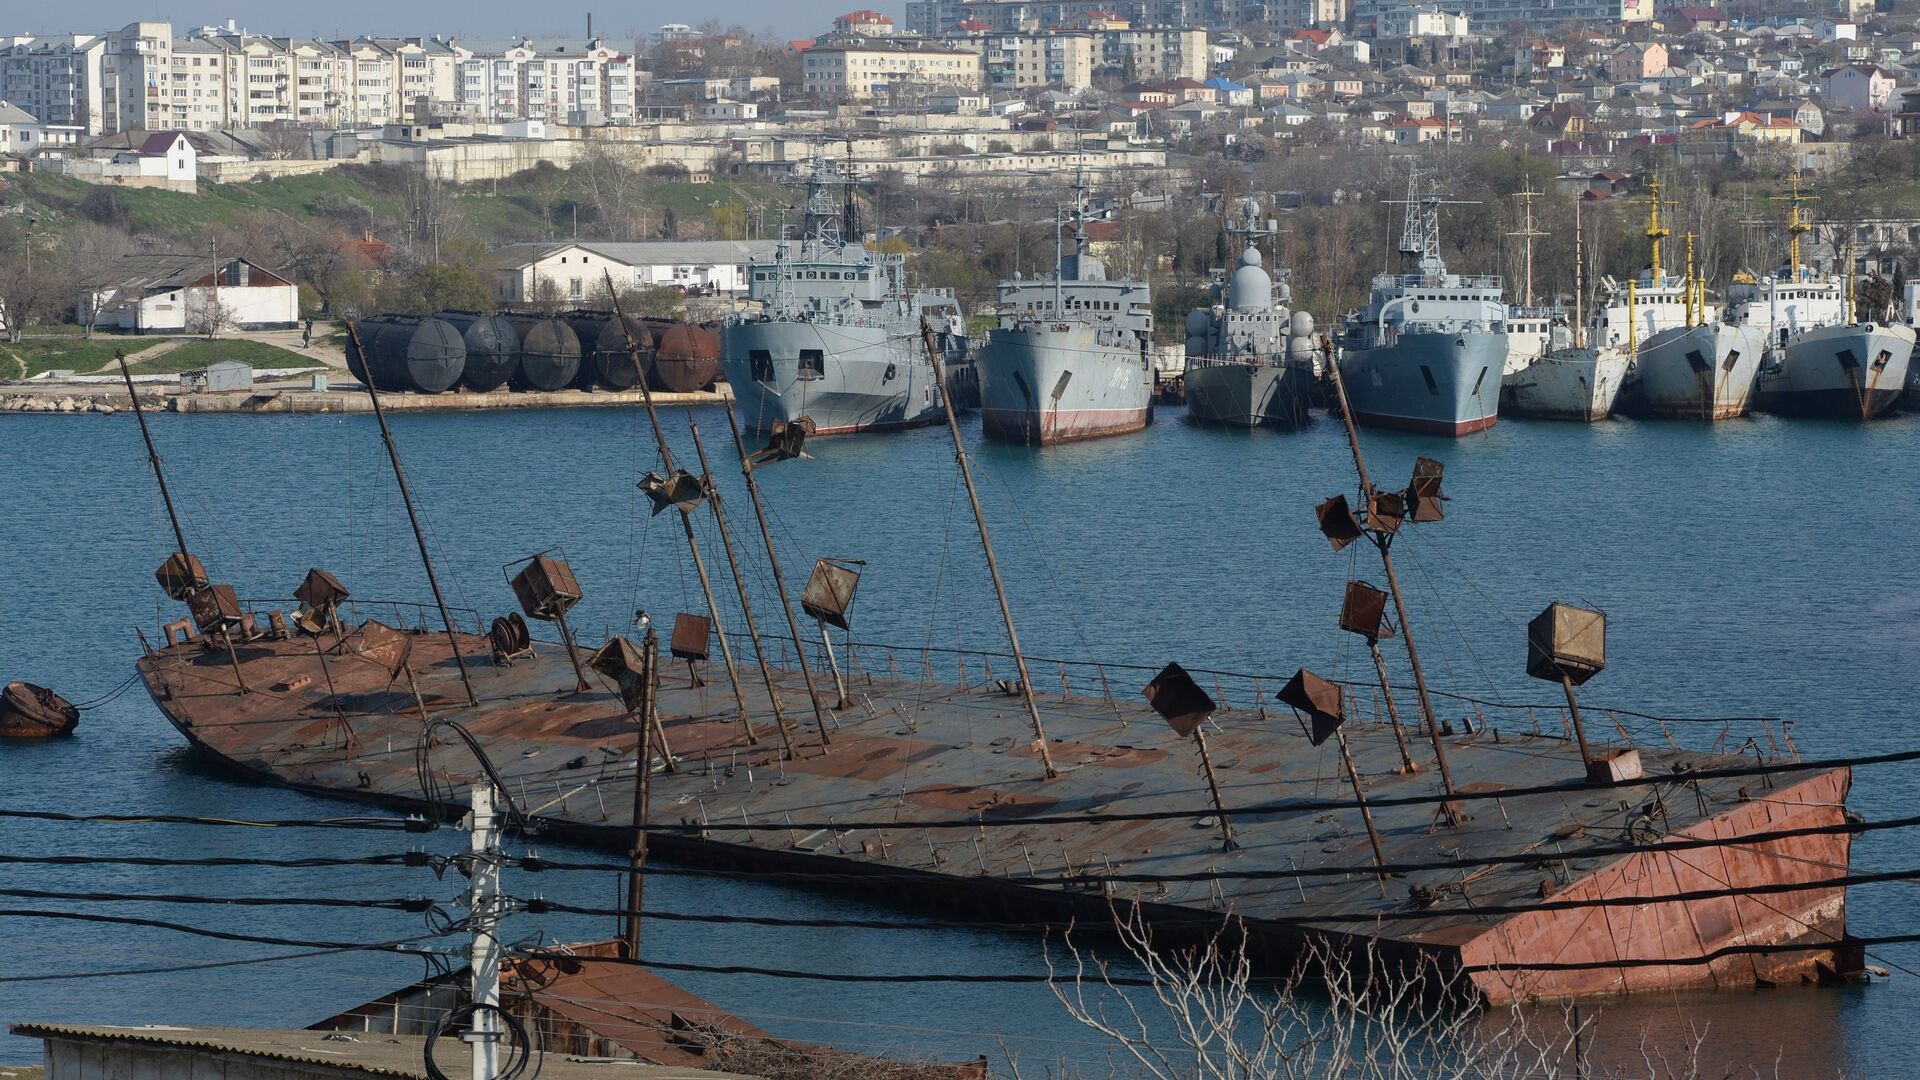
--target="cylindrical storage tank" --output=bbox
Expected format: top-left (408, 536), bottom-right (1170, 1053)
top-left (591, 316), bottom-right (653, 391)
top-left (434, 311), bottom-right (520, 392)
top-left (347, 315), bottom-right (465, 394)
top-left (501, 315), bottom-right (581, 392)
top-left (649, 321), bottom-right (721, 393)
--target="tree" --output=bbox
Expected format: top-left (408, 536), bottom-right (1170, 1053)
top-left (375, 262), bottom-right (492, 315)
top-left (188, 294), bottom-right (239, 338)
top-left (1043, 907), bottom-right (1698, 1080)
top-left (574, 141), bottom-right (649, 240)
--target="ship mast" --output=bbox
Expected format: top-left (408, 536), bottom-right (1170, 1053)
top-left (920, 316), bottom-right (1058, 781)
top-left (1508, 183), bottom-right (1546, 308)
top-left (1321, 364), bottom-right (1461, 818)
top-left (1573, 197), bottom-right (1586, 349)
top-left (1645, 176), bottom-right (1673, 285)
top-left (114, 352), bottom-right (191, 562)
top-left (1773, 172), bottom-right (1816, 281)
top-left (603, 273), bottom-right (756, 747)
top-left (343, 322), bottom-right (480, 708)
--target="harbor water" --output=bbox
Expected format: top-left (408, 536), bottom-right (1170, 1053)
top-left (2, 404), bottom-right (1917, 1075)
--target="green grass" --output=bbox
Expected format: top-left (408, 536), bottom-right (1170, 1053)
top-left (7, 169), bottom-right (783, 247)
top-left (123, 338), bottom-right (316, 375)
top-left (0, 338), bottom-right (136, 378)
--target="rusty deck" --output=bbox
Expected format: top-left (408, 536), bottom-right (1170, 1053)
top-left (136, 618), bottom-right (1854, 1004)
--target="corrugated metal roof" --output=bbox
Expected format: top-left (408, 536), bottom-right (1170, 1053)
top-left (8, 1025), bottom-right (760, 1080)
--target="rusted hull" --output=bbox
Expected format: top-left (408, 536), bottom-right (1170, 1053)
top-left (1623, 324), bottom-right (1764, 420)
top-left (135, 623), bottom-right (1855, 1002)
top-left (0, 681), bottom-right (79, 738)
top-left (980, 406), bottom-right (1151, 444)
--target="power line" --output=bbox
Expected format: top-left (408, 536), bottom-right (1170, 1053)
top-left (515, 811), bottom-right (1914, 886)
top-left (0, 887), bottom-right (439, 911)
top-left (0, 808), bottom-right (436, 831)
top-left (0, 908), bottom-right (464, 951)
top-left (0, 936), bottom-right (449, 985)
top-left (517, 865), bottom-right (1920, 933)
top-left (515, 933), bottom-right (1920, 984)
top-left (0, 853), bottom-right (425, 869)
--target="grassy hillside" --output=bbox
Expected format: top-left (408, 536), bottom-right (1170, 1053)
top-left (124, 339), bottom-right (316, 375)
top-left (5, 167), bottom-right (782, 248)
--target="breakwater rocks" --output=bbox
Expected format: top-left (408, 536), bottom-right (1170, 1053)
top-left (0, 391), bottom-right (156, 415)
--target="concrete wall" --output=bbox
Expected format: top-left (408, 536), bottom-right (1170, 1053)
top-left (111, 283), bottom-right (299, 333)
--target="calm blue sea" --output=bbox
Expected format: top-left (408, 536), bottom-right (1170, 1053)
top-left (2, 403), bottom-right (1916, 1076)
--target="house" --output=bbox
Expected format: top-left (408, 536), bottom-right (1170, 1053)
top-left (1379, 116), bottom-right (1459, 143)
top-left (113, 131), bottom-right (198, 182)
top-left (832, 9), bottom-right (896, 34)
top-left (490, 240), bottom-right (779, 303)
top-left (1668, 7), bottom-right (1727, 31)
top-left (1608, 42), bottom-right (1669, 81)
top-left (1821, 65), bottom-right (1898, 112)
top-left (1204, 77), bottom-right (1253, 106)
top-left (1687, 110), bottom-right (1802, 143)
top-left (0, 101), bottom-right (81, 156)
top-left (87, 255), bottom-right (299, 334)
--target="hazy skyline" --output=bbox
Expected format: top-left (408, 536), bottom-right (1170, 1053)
top-left (5, 1), bottom-right (854, 42)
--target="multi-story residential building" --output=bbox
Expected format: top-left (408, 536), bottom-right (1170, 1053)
top-left (802, 39), bottom-right (982, 100)
top-left (1355, 0), bottom-right (1646, 33)
top-left (1376, 4), bottom-right (1470, 38)
top-left (910, 0), bottom-right (1337, 34)
top-left (0, 33), bottom-right (107, 131)
top-left (943, 25), bottom-right (1204, 89)
top-left (1820, 64), bottom-right (1897, 112)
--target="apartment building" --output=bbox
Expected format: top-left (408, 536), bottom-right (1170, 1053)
top-left (0, 21), bottom-right (634, 135)
top-left (1354, 0), bottom-right (1647, 31)
top-left (943, 26), bottom-right (1204, 89)
top-left (0, 33), bottom-right (107, 131)
top-left (802, 39), bottom-right (982, 100)
top-left (909, 0), bottom-right (1342, 34)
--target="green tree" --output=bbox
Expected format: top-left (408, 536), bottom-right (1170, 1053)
top-left (376, 263), bottom-right (491, 315)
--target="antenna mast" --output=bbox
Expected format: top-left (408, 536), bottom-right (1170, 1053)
top-left (1508, 183), bottom-right (1546, 308)
top-left (1574, 197), bottom-right (1585, 349)
top-left (1645, 175), bottom-right (1673, 284)
top-left (920, 316), bottom-right (1057, 780)
top-left (344, 322), bottom-right (480, 708)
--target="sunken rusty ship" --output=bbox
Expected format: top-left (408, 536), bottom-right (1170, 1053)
top-left (121, 329), bottom-right (1861, 1006)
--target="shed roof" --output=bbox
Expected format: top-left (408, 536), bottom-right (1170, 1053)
top-left (9, 1025), bottom-right (756, 1080)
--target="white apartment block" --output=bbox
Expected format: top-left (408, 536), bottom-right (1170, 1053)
top-left (802, 41), bottom-right (982, 100)
top-left (908, 0), bottom-right (1342, 33)
top-left (946, 27), bottom-right (1206, 89)
top-left (0, 21), bottom-right (635, 135)
top-left (1377, 4), bottom-right (1470, 37)
top-left (0, 33), bottom-right (107, 131)
top-left (1354, 0), bottom-right (1645, 30)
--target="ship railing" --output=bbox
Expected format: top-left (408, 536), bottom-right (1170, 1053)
top-left (716, 630), bottom-right (1799, 762)
top-left (233, 597), bottom-right (489, 637)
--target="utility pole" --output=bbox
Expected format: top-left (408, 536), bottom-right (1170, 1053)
top-left (464, 783), bottom-right (502, 1080)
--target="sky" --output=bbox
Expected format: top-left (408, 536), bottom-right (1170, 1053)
top-left (2, 0), bottom-right (851, 43)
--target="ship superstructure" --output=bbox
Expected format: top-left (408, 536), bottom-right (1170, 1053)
top-left (978, 170), bottom-right (1154, 444)
top-left (723, 154), bottom-right (972, 436)
top-left (1181, 199), bottom-right (1319, 428)
top-left (1335, 168), bottom-right (1506, 436)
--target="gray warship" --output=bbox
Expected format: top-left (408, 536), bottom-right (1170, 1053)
top-left (1182, 199), bottom-right (1318, 428)
top-left (978, 172), bottom-right (1153, 444)
top-left (722, 155), bottom-right (972, 436)
top-left (1742, 182), bottom-right (1913, 419)
top-left (1335, 168), bottom-right (1505, 437)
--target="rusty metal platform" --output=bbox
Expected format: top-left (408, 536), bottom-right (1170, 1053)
top-left (136, 618), bottom-right (1854, 1004)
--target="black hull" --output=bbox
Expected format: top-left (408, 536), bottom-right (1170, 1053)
top-left (1753, 386), bottom-right (1904, 419)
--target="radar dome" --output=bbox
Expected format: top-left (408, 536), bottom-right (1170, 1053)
top-left (1289, 311), bottom-right (1315, 337)
top-left (1227, 247), bottom-right (1272, 311)
top-left (1185, 309), bottom-right (1212, 336)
